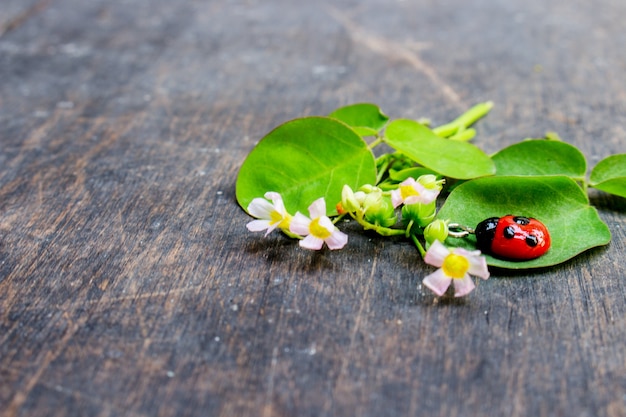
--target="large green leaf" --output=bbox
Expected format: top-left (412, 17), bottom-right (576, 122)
top-left (436, 176), bottom-right (611, 269)
top-left (384, 119), bottom-right (495, 179)
top-left (236, 117), bottom-right (377, 216)
top-left (589, 154), bottom-right (626, 198)
top-left (492, 139), bottom-right (587, 180)
top-left (328, 103), bottom-right (389, 137)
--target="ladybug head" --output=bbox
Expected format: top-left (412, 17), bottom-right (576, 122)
top-left (474, 217), bottom-right (500, 252)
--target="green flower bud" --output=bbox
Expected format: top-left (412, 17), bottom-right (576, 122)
top-left (364, 196), bottom-right (397, 227)
top-left (424, 219), bottom-right (449, 245)
top-left (417, 174), bottom-right (445, 191)
top-left (402, 201), bottom-right (436, 228)
top-left (354, 191), bottom-right (367, 205)
top-left (359, 184), bottom-right (383, 193)
top-left (341, 185), bottom-right (360, 213)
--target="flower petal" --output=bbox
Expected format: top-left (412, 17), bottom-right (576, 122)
top-left (390, 189), bottom-right (403, 208)
top-left (299, 235), bottom-right (324, 250)
top-left (453, 247), bottom-right (482, 258)
top-left (317, 216), bottom-right (335, 233)
top-left (422, 191), bottom-right (439, 204)
top-left (467, 255), bottom-right (490, 280)
top-left (424, 240), bottom-right (450, 268)
top-left (453, 274), bottom-right (476, 297)
top-left (422, 269), bottom-right (452, 296)
top-left (401, 177), bottom-right (419, 187)
top-left (264, 191), bottom-right (282, 201)
top-left (247, 198), bottom-right (275, 219)
top-left (308, 197), bottom-right (327, 219)
top-left (325, 229), bottom-right (348, 250)
top-left (265, 192), bottom-right (288, 214)
top-left (246, 219), bottom-right (271, 232)
top-left (453, 247), bottom-right (489, 279)
top-left (289, 212), bottom-right (311, 236)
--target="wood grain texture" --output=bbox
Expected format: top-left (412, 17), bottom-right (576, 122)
top-left (1, 0), bottom-right (625, 416)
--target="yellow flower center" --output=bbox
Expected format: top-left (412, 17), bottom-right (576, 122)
top-left (310, 217), bottom-right (332, 239)
top-left (400, 184), bottom-right (420, 199)
top-left (269, 211), bottom-right (291, 229)
top-left (442, 253), bottom-right (470, 279)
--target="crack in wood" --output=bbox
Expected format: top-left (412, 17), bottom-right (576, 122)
top-left (326, 6), bottom-right (465, 109)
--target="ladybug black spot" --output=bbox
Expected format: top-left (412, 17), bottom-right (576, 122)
top-left (526, 234), bottom-right (538, 247)
top-left (503, 226), bottom-right (516, 239)
top-left (513, 216), bottom-right (530, 225)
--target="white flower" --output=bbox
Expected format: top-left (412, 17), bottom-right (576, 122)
top-left (246, 192), bottom-right (292, 236)
top-left (391, 177), bottom-right (440, 208)
top-left (289, 198), bottom-right (348, 250)
top-left (422, 240), bottom-right (490, 297)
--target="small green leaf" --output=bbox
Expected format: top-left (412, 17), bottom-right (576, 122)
top-left (236, 117), bottom-right (377, 216)
top-left (436, 176), bottom-right (611, 269)
top-left (384, 119), bottom-right (495, 179)
top-left (492, 139), bottom-right (587, 180)
top-left (589, 154), bottom-right (626, 198)
top-left (328, 103), bottom-right (389, 137)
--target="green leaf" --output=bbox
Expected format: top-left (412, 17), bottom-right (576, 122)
top-left (589, 154), bottom-right (626, 198)
top-left (436, 176), bottom-right (611, 269)
top-left (384, 119), bottom-right (496, 179)
top-left (492, 139), bottom-right (587, 179)
top-left (328, 103), bottom-right (389, 137)
top-left (236, 117), bottom-right (377, 216)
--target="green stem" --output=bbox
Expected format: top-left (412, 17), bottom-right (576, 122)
top-left (582, 177), bottom-right (590, 194)
top-left (353, 214), bottom-right (406, 237)
top-left (410, 234), bottom-right (427, 257)
top-left (454, 101), bottom-right (494, 129)
top-left (332, 213), bottom-right (347, 224)
top-left (375, 158), bottom-right (392, 185)
top-left (368, 136), bottom-right (384, 150)
top-left (448, 128), bottom-right (476, 142)
top-left (432, 123), bottom-right (459, 138)
top-left (282, 229), bottom-right (303, 239)
top-left (433, 101), bottom-right (494, 138)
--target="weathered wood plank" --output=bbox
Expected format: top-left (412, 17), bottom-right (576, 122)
top-left (1, 0), bottom-right (626, 416)
top-left (0, 0), bottom-right (49, 37)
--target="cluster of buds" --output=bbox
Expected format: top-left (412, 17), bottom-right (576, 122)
top-left (338, 175), bottom-right (447, 240)
top-left (245, 174), bottom-right (490, 298)
top-left (340, 184), bottom-right (396, 228)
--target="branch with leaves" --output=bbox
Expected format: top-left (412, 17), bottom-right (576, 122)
top-left (236, 102), bottom-right (624, 297)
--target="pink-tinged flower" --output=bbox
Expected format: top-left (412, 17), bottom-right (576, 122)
top-left (246, 192), bottom-right (292, 236)
top-left (391, 177), bottom-right (440, 208)
top-left (422, 240), bottom-right (490, 297)
top-left (289, 198), bottom-right (348, 250)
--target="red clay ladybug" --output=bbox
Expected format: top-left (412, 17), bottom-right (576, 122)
top-left (475, 215), bottom-right (551, 260)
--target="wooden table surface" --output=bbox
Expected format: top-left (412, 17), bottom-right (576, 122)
top-left (2, 0), bottom-right (626, 416)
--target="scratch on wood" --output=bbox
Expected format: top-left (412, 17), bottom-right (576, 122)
top-left (326, 6), bottom-right (465, 109)
top-left (5, 311), bottom-right (86, 417)
top-left (1, 0), bottom-right (52, 37)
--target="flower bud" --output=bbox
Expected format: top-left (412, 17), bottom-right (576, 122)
top-left (354, 191), bottom-right (367, 207)
top-left (402, 201), bottom-right (436, 228)
top-left (341, 185), bottom-right (360, 213)
top-left (364, 196), bottom-right (397, 227)
top-left (417, 174), bottom-right (445, 191)
top-left (358, 184), bottom-right (382, 193)
top-left (424, 219), bottom-right (449, 245)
